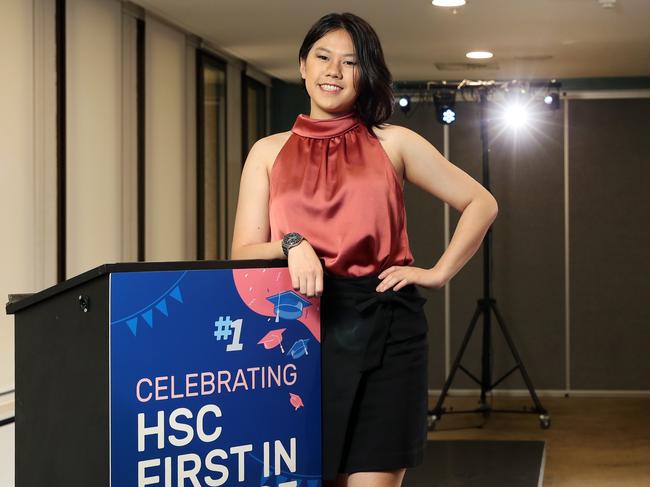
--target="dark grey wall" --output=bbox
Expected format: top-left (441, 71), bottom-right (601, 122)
top-left (446, 100), bottom-right (566, 391)
top-left (569, 98), bottom-right (650, 390)
top-left (391, 97), bottom-right (650, 392)
top-left (390, 100), bottom-right (567, 392)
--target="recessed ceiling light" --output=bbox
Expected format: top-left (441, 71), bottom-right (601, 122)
top-left (514, 54), bottom-right (553, 61)
top-left (598, 0), bottom-right (616, 8)
top-left (466, 51), bottom-right (493, 59)
top-left (432, 0), bottom-right (466, 7)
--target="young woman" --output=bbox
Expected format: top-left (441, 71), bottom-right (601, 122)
top-left (231, 12), bottom-right (498, 487)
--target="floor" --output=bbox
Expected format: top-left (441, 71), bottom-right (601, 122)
top-left (426, 394), bottom-right (650, 486)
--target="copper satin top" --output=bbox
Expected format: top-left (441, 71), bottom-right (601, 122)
top-left (268, 111), bottom-right (414, 277)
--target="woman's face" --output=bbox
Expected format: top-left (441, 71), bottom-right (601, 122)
top-left (300, 28), bottom-right (360, 119)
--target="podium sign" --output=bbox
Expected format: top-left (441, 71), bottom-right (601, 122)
top-left (8, 260), bottom-right (321, 487)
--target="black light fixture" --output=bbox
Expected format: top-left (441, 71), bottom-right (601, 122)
top-left (398, 95), bottom-right (411, 114)
top-left (544, 92), bottom-right (560, 110)
top-left (433, 89), bottom-right (457, 125)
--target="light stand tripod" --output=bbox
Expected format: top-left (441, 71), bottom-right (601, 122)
top-left (428, 86), bottom-right (551, 431)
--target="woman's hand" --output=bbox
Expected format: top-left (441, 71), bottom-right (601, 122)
top-left (376, 266), bottom-right (447, 292)
top-left (287, 240), bottom-right (323, 298)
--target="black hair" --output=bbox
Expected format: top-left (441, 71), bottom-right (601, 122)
top-left (298, 12), bottom-right (394, 132)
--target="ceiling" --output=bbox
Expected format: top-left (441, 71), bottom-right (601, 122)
top-left (130, 0), bottom-right (650, 83)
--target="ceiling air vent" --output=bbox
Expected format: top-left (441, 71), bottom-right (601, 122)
top-left (434, 62), bottom-right (499, 71)
top-left (514, 55), bottom-right (553, 62)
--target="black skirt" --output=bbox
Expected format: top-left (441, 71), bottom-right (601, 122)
top-left (320, 271), bottom-right (429, 481)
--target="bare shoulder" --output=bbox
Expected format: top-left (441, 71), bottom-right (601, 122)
top-left (371, 123), bottom-right (419, 143)
top-left (370, 123), bottom-right (412, 183)
top-left (371, 123), bottom-right (427, 161)
top-left (249, 131), bottom-right (293, 178)
top-left (370, 122), bottom-right (422, 152)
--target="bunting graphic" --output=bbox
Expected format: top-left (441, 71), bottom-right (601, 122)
top-left (110, 272), bottom-right (186, 336)
top-left (141, 309), bottom-right (153, 327)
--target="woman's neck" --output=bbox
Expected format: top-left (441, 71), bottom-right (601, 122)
top-left (308, 105), bottom-right (355, 120)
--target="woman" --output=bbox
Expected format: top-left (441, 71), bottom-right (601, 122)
top-left (231, 12), bottom-right (498, 487)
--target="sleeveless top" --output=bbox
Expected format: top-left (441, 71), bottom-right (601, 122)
top-left (268, 110), bottom-right (415, 277)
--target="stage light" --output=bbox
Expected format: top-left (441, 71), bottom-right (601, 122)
top-left (442, 108), bottom-right (456, 124)
top-left (504, 103), bottom-right (529, 129)
top-left (544, 92), bottom-right (560, 109)
top-left (398, 95), bottom-right (411, 113)
top-left (433, 90), bottom-right (457, 125)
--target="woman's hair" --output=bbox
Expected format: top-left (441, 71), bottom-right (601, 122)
top-left (298, 12), bottom-right (394, 131)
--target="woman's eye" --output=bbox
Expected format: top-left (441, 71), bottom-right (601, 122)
top-left (316, 55), bottom-right (355, 65)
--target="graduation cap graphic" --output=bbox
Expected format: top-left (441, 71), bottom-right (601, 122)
top-left (286, 339), bottom-right (310, 359)
top-left (289, 393), bottom-right (304, 410)
top-left (257, 328), bottom-right (287, 352)
top-left (266, 290), bottom-right (312, 321)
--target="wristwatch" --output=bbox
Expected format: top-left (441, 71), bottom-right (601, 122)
top-left (282, 232), bottom-right (305, 257)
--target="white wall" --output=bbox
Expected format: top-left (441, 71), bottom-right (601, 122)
top-left (0, 0), bottom-right (251, 391)
top-left (1, 2), bottom-right (36, 483)
top-left (66, 0), bottom-right (123, 277)
top-left (121, 10), bottom-right (139, 262)
top-left (145, 16), bottom-right (190, 261)
top-left (1, 3), bottom-right (250, 481)
top-left (0, 0), bottom-right (36, 394)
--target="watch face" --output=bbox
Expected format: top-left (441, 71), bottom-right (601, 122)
top-left (287, 234), bottom-right (302, 245)
top-left (283, 233), bottom-right (303, 256)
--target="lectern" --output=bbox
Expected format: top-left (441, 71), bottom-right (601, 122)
top-left (6, 260), bottom-right (322, 487)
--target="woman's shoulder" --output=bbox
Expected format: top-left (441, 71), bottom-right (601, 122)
top-left (370, 122), bottom-right (415, 141)
top-left (250, 131), bottom-right (293, 178)
top-left (370, 122), bottom-right (422, 158)
top-left (370, 123), bottom-right (415, 185)
top-left (252, 130), bottom-right (293, 151)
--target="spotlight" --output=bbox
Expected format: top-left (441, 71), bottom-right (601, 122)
top-left (504, 103), bottom-right (529, 129)
top-left (398, 95), bottom-right (411, 113)
top-left (433, 89), bottom-right (457, 125)
top-left (544, 92), bottom-right (560, 110)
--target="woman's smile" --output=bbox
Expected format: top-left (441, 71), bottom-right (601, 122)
top-left (319, 83), bottom-right (343, 94)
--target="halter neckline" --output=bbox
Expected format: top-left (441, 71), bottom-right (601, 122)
top-left (291, 111), bottom-right (361, 139)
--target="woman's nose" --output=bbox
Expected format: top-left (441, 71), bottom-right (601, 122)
top-left (326, 61), bottom-right (342, 77)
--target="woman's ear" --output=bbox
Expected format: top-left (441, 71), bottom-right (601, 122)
top-left (299, 58), bottom-right (305, 80)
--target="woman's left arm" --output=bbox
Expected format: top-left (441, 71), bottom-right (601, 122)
top-left (377, 125), bottom-right (498, 292)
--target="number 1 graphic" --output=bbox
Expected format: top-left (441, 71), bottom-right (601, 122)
top-left (226, 318), bottom-right (244, 351)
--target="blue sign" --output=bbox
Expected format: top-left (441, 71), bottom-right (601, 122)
top-left (109, 267), bottom-right (322, 486)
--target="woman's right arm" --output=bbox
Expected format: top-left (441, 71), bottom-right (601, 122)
top-left (231, 138), bottom-right (284, 260)
top-left (231, 137), bottom-right (323, 297)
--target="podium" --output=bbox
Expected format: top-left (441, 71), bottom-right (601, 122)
top-left (6, 260), bottom-right (322, 487)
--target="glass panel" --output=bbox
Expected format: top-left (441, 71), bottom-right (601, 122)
top-left (243, 77), bottom-right (267, 161)
top-left (200, 55), bottom-right (227, 260)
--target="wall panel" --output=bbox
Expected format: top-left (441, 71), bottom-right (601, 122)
top-left (0, 0), bottom-right (35, 394)
top-left (66, 0), bottom-right (122, 277)
top-left (570, 98), bottom-right (650, 390)
top-left (145, 16), bottom-right (188, 261)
